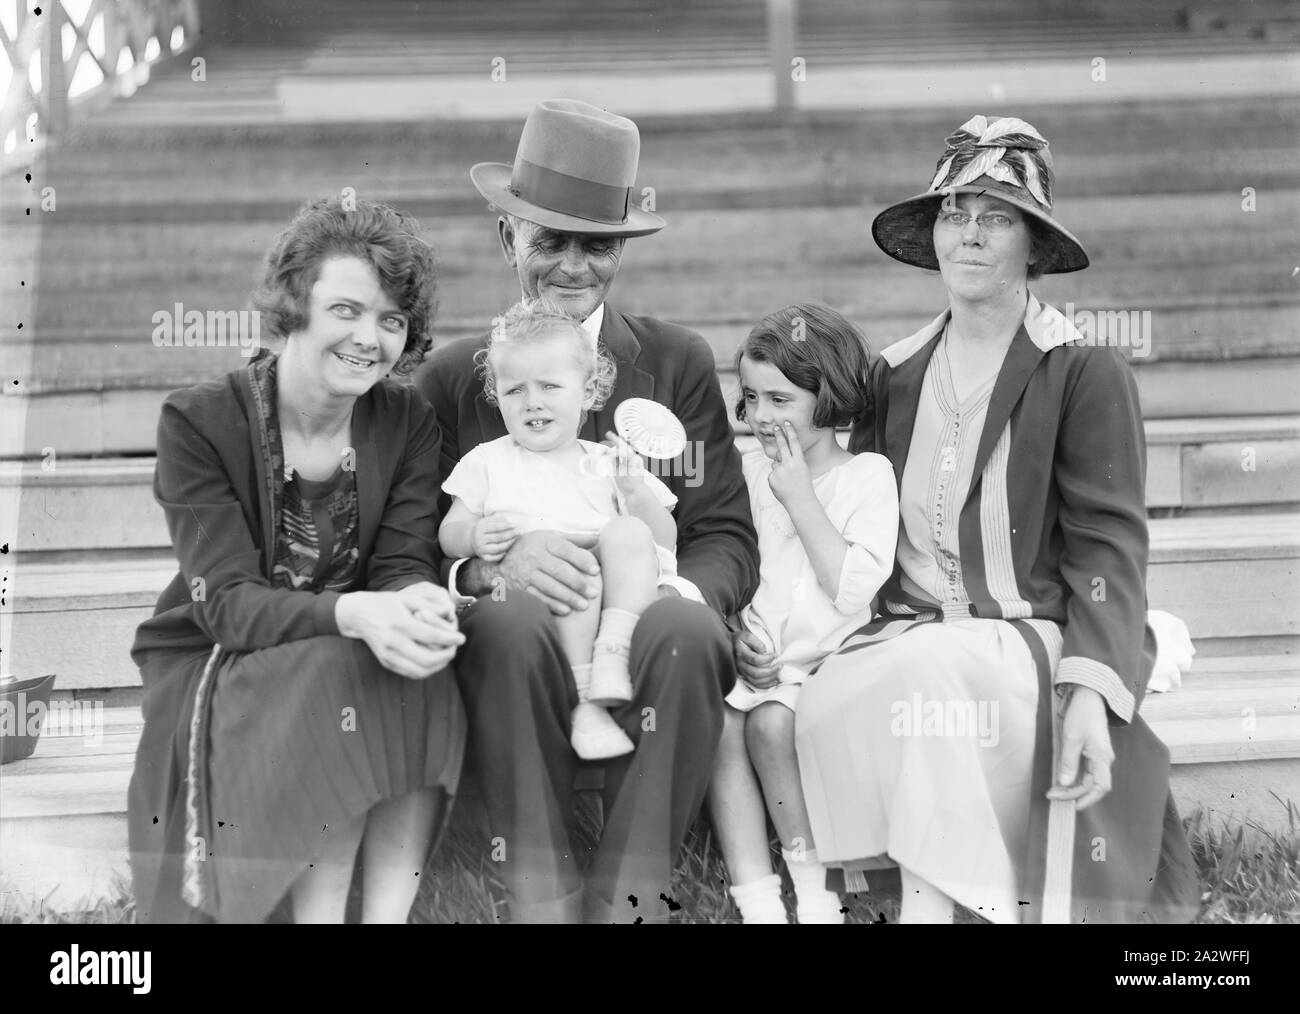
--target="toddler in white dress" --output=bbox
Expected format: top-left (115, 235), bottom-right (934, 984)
top-left (440, 300), bottom-right (678, 760)
top-left (707, 304), bottom-right (899, 923)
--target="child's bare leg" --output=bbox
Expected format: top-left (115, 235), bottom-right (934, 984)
top-left (588, 516), bottom-right (659, 704)
top-left (554, 576), bottom-right (601, 670)
top-left (747, 701), bottom-right (844, 924)
top-left (708, 706), bottom-right (787, 923)
top-left (556, 572), bottom-right (635, 760)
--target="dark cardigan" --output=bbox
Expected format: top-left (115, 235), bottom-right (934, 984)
top-left (132, 363), bottom-right (443, 672)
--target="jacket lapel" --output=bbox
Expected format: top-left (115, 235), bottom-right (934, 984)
top-left (238, 362), bottom-right (278, 573)
top-left (584, 306), bottom-right (656, 441)
top-left (881, 313), bottom-right (948, 490)
top-left (352, 389), bottom-right (383, 564)
top-left (968, 322), bottom-right (1046, 484)
top-left (968, 291), bottom-right (1079, 485)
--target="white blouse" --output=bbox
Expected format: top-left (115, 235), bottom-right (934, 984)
top-left (738, 448), bottom-right (899, 676)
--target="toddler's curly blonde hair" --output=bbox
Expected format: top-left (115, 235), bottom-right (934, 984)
top-left (474, 299), bottom-right (617, 414)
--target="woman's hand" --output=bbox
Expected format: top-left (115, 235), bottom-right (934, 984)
top-left (734, 629), bottom-right (781, 690)
top-left (767, 421), bottom-right (815, 510)
top-left (472, 511), bottom-right (522, 563)
top-left (335, 585), bottom-right (465, 680)
top-left (1046, 685), bottom-right (1115, 811)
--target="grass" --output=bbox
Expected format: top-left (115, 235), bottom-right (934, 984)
top-left (1185, 796), bottom-right (1300, 924)
top-left (4, 800), bottom-right (1297, 924)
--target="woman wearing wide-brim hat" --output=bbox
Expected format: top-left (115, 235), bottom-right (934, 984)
top-left (793, 115), bottom-right (1200, 923)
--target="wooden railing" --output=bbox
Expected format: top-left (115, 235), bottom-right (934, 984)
top-left (1, 0), bottom-right (198, 164)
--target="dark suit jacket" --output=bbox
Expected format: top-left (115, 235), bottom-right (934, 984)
top-left (414, 304), bottom-right (759, 617)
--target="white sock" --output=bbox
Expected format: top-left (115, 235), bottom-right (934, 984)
top-left (590, 608), bottom-right (639, 701)
top-left (782, 846), bottom-right (844, 924)
top-left (728, 873), bottom-right (787, 924)
top-left (572, 663), bottom-right (594, 702)
top-left (593, 607), bottom-right (638, 657)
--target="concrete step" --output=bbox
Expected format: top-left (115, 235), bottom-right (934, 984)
top-left (10, 292), bottom-right (1300, 385)
top-left (24, 96), bottom-right (1294, 205)
top-left (7, 416), bottom-right (1298, 562)
top-left (6, 511), bottom-right (1297, 690)
top-left (7, 415), bottom-right (1300, 542)
top-left (3, 652), bottom-right (1295, 908)
top-left (6, 349), bottom-right (1300, 457)
top-left (732, 414), bottom-right (1300, 511)
top-left (9, 225), bottom-right (1295, 346)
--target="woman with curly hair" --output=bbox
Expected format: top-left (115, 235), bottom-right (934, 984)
top-left (439, 298), bottom-right (678, 761)
top-left (129, 197), bottom-right (466, 923)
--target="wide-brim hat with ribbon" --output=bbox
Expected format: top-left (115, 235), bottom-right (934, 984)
top-left (872, 114), bottom-right (1089, 274)
top-left (470, 98), bottom-right (665, 238)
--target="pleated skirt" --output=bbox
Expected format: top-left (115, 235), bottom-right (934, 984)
top-left (794, 618), bottom-right (1053, 924)
top-left (131, 634), bottom-right (464, 924)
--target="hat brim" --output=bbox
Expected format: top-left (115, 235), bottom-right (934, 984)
top-left (871, 184), bottom-right (1089, 275)
top-left (470, 162), bottom-right (665, 238)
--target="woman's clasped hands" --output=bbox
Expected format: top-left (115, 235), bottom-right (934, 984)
top-left (335, 582), bottom-right (464, 679)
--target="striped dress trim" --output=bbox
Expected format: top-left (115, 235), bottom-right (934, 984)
top-left (978, 426), bottom-right (1034, 619)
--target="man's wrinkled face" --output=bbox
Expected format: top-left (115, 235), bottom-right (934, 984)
top-left (499, 217), bottom-right (626, 323)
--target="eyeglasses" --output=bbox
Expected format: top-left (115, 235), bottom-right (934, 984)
top-left (935, 210), bottom-right (1018, 233)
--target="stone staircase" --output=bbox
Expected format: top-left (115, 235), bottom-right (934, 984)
top-left (2, 0), bottom-right (1299, 911)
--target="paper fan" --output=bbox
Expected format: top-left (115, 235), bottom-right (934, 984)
top-left (614, 398), bottom-right (687, 460)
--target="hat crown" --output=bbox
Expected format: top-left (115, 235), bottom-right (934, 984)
top-left (468, 98), bottom-right (666, 237)
top-left (928, 114), bottom-right (1055, 211)
top-left (869, 112), bottom-right (1089, 275)
top-left (514, 99), bottom-right (641, 189)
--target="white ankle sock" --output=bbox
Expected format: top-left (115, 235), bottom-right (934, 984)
top-left (593, 608), bottom-right (638, 657)
top-left (590, 608), bottom-right (639, 701)
top-left (728, 873), bottom-right (787, 924)
top-left (782, 846), bottom-right (844, 924)
top-left (572, 663), bottom-right (594, 702)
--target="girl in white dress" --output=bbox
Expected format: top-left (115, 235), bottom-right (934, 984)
top-left (439, 300), bottom-right (678, 760)
top-left (707, 304), bottom-right (899, 923)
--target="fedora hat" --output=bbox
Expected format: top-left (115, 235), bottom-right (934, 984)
top-left (872, 114), bottom-right (1088, 275)
top-left (470, 99), bottom-right (665, 238)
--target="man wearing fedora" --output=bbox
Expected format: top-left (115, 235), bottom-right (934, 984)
top-left (414, 99), bottom-right (759, 923)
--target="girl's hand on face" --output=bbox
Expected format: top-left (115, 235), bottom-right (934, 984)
top-left (733, 629), bottom-right (781, 689)
top-left (767, 421), bottom-right (815, 509)
top-left (472, 512), bottom-right (521, 563)
top-left (601, 431), bottom-right (648, 501)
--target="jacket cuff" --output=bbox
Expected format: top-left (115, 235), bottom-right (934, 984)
top-left (1056, 655), bottom-right (1135, 723)
top-left (313, 590), bottom-right (343, 637)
